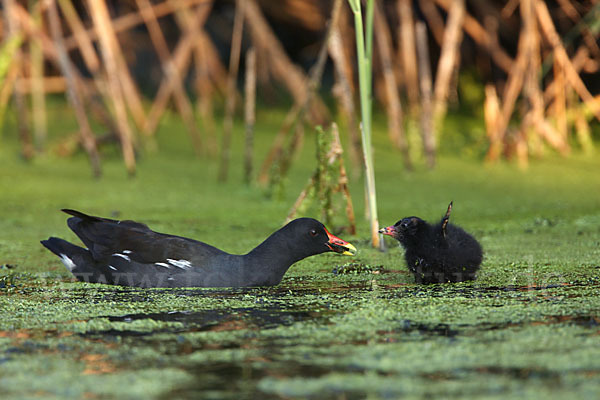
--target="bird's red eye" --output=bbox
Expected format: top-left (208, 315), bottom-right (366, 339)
top-left (309, 229), bottom-right (318, 237)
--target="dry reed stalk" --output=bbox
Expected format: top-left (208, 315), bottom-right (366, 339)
top-left (485, 19), bottom-right (529, 162)
top-left (556, 0), bottom-right (579, 20)
top-left (553, 54), bottom-right (568, 140)
top-left (397, 0), bottom-right (419, 108)
top-left (189, 1), bottom-right (218, 155)
top-left (178, 0), bottom-right (228, 97)
top-left (143, 35), bottom-right (195, 137)
top-left (16, 76), bottom-right (66, 93)
top-left (136, 0), bottom-right (202, 154)
top-left (244, 0), bottom-right (329, 124)
top-left (416, 21), bottom-right (435, 168)
top-left (432, 0), bottom-right (465, 135)
top-left (483, 84), bottom-right (501, 160)
top-left (173, 3), bottom-right (217, 77)
top-left (58, 0), bottom-right (100, 72)
top-left (533, 119), bottom-right (570, 156)
top-left (144, 2), bottom-right (212, 138)
top-left (87, 1), bottom-right (146, 132)
top-left (374, 1), bottom-right (410, 169)
top-left (260, 0), bottom-right (326, 31)
top-left (244, 47), bottom-right (256, 184)
top-left (519, 0), bottom-right (537, 165)
top-left (63, 0), bottom-right (210, 51)
top-left (87, 0), bottom-right (136, 175)
top-left (501, 0), bottom-right (520, 18)
top-left (417, 0), bottom-right (445, 45)
top-left (265, 0), bottom-right (344, 185)
top-left (11, 1), bottom-right (118, 137)
top-left (29, 0), bottom-right (46, 151)
top-left (334, 4), bottom-right (356, 94)
top-left (0, 63), bottom-right (18, 136)
top-left (3, 0), bottom-right (33, 160)
top-left (174, 2), bottom-right (227, 113)
top-left (252, 46), bottom-right (273, 95)
top-left (543, 46), bottom-right (588, 105)
top-left (556, 0), bottom-right (600, 61)
top-left (173, 2), bottom-right (222, 154)
top-left (12, 4), bottom-right (60, 60)
top-left (48, 0), bottom-right (101, 177)
top-left (525, 0), bottom-right (568, 157)
top-left (434, 0), bottom-right (513, 74)
top-left (219, 0), bottom-right (246, 182)
top-left (328, 25), bottom-right (362, 169)
top-left (535, 0), bottom-right (600, 123)
top-left (194, 40), bottom-right (217, 154)
top-left (54, 0), bottom-right (121, 128)
top-left (198, 31), bottom-right (229, 95)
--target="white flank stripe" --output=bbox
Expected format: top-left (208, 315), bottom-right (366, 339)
top-left (108, 265), bottom-right (117, 271)
top-left (59, 254), bottom-right (76, 272)
top-left (112, 253), bottom-right (131, 262)
top-left (167, 258), bottom-right (192, 270)
top-left (155, 262), bottom-right (171, 269)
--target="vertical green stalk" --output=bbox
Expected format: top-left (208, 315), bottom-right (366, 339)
top-left (347, 0), bottom-right (380, 248)
top-left (0, 33), bottom-right (23, 137)
top-left (0, 34), bottom-right (22, 81)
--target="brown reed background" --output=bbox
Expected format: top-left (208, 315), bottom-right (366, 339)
top-left (0, 0), bottom-right (598, 177)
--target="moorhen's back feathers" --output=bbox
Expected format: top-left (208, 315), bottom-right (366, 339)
top-left (63, 208), bottom-right (227, 265)
top-left (42, 209), bottom-right (356, 288)
top-left (380, 202), bottom-right (482, 284)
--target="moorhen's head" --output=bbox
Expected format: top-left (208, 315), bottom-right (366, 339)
top-left (283, 218), bottom-right (357, 258)
top-left (379, 217), bottom-right (426, 246)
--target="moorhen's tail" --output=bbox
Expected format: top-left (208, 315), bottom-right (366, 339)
top-left (63, 209), bottom-right (115, 252)
top-left (62, 208), bottom-right (105, 221)
top-left (40, 237), bottom-right (107, 284)
top-left (62, 209), bottom-right (150, 257)
top-left (63, 209), bottom-right (104, 252)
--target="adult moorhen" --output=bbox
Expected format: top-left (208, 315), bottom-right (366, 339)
top-left (379, 202), bottom-right (482, 284)
top-left (41, 209), bottom-right (357, 288)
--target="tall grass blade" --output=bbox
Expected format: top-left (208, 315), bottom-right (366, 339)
top-left (347, 0), bottom-right (381, 248)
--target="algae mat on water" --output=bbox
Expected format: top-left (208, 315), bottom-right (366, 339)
top-left (1, 130), bottom-right (600, 398)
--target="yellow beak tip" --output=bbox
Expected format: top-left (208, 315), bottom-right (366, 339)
top-left (342, 243), bottom-right (357, 256)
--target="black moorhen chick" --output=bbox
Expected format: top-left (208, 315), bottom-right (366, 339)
top-left (379, 202), bottom-right (482, 284)
top-left (41, 209), bottom-right (357, 288)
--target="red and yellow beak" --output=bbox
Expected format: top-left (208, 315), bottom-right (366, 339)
top-left (379, 226), bottom-right (397, 236)
top-left (325, 229), bottom-right (357, 256)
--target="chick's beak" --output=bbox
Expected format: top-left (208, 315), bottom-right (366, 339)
top-left (325, 229), bottom-right (357, 256)
top-left (379, 226), bottom-right (397, 236)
